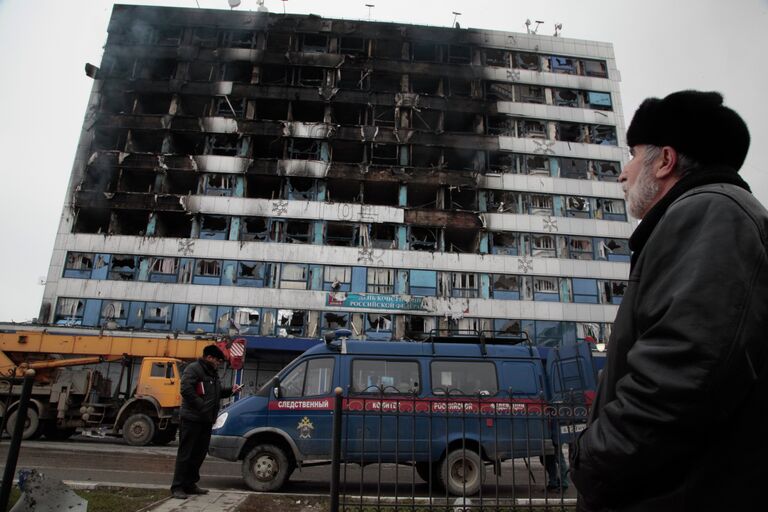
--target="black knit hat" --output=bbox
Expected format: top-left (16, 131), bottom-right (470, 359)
top-left (203, 344), bottom-right (226, 361)
top-left (626, 90), bottom-right (750, 171)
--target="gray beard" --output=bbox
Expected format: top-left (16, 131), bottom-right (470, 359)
top-left (626, 162), bottom-right (660, 219)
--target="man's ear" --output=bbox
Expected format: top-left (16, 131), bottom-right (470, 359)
top-left (655, 146), bottom-right (678, 179)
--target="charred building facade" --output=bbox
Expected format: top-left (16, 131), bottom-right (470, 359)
top-left (42, 5), bottom-right (631, 384)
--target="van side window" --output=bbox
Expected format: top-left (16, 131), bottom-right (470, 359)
top-left (280, 358), bottom-right (335, 398)
top-left (351, 360), bottom-right (419, 394)
top-left (430, 361), bottom-right (498, 396)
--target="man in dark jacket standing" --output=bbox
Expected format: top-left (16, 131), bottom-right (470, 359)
top-left (171, 345), bottom-right (241, 499)
top-left (571, 90), bottom-right (768, 511)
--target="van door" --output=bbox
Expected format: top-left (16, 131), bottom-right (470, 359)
top-left (543, 342), bottom-right (597, 442)
top-left (269, 357), bottom-right (336, 459)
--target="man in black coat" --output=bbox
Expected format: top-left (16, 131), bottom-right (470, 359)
top-left (570, 91), bottom-right (768, 511)
top-left (171, 345), bottom-right (241, 499)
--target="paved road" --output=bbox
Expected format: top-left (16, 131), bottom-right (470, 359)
top-left (0, 436), bottom-right (574, 500)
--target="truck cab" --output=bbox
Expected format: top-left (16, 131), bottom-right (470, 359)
top-left (209, 334), bottom-right (596, 495)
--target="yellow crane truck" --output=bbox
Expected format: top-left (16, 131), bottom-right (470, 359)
top-left (0, 324), bottom-right (244, 446)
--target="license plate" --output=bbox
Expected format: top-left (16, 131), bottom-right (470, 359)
top-left (560, 423), bottom-right (586, 435)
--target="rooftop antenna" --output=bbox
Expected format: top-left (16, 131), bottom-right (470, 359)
top-left (365, 3), bottom-right (375, 21)
top-left (281, 0), bottom-right (288, 14)
top-left (256, 0), bottom-right (268, 12)
top-left (228, 0), bottom-right (241, 8)
top-left (452, 11), bottom-right (462, 28)
top-left (525, 18), bottom-right (544, 34)
top-left (554, 23), bottom-right (563, 37)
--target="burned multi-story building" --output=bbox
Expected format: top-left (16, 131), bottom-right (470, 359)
top-left (41, 5), bottom-right (631, 383)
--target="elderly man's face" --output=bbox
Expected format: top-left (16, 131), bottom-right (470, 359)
top-left (620, 145), bottom-right (661, 219)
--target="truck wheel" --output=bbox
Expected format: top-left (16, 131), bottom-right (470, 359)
top-left (152, 425), bottom-right (178, 445)
top-left (43, 422), bottom-right (77, 441)
top-left (123, 414), bottom-right (156, 446)
top-left (242, 443), bottom-right (293, 492)
top-left (6, 408), bottom-right (41, 440)
top-left (439, 448), bottom-right (484, 496)
top-left (415, 462), bottom-right (436, 483)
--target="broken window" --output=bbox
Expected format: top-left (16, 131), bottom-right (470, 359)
top-left (55, 298), bottom-right (85, 325)
top-left (246, 175), bottom-right (283, 199)
top-left (339, 37), bottom-right (368, 57)
top-left (410, 227), bottom-right (440, 252)
top-left (219, 30), bottom-right (258, 49)
top-left (595, 161), bottom-right (620, 182)
top-left (233, 307), bottom-right (260, 332)
top-left (101, 300), bottom-right (128, 324)
top-left (525, 155), bottom-right (550, 175)
top-left (487, 152), bottom-right (520, 174)
top-left (448, 44), bottom-right (471, 64)
top-left (603, 280), bottom-right (627, 305)
top-left (202, 174), bottom-right (237, 196)
top-left (403, 315), bottom-right (431, 340)
top-left (485, 81), bottom-right (516, 101)
top-left (586, 91), bottom-right (612, 110)
top-left (596, 199), bottom-right (626, 221)
top-left (443, 147), bottom-right (479, 172)
top-left (484, 49), bottom-right (510, 67)
top-left (284, 220), bottom-right (312, 244)
top-left (266, 32), bottom-right (292, 52)
top-left (412, 42), bottom-right (443, 62)
top-left (109, 255), bottom-right (137, 281)
top-left (326, 178), bottom-right (361, 202)
top-left (324, 266), bottom-right (352, 291)
top-left (572, 278), bottom-right (598, 304)
top-left (445, 227), bottom-right (478, 253)
top-left (134, 93), bottom-right (172, 114)
top-left (487, 115), bottom-right (516, 136)
top-left (491, 232), bottom-right (520, 255)
top-left (250, 135), bottom-right (283, 161)
top-left (295, 67), bottom-right (324, 88)
top-left (598, 238), bottom-right (630, 262)
top-left (373, 39), bottom-right (402, 60)
top-left (492, 274), bottom-right (520, 300)
top-left (136, 58), bottom-right (177, 80)
top-left (513, 52), bottom-right (540, 70)
top-left (299, 33), bottom-right (328, 53)
top-left (366, 314), bottom-right (392, 334)
top-left (153, 212), bottom-right (191, 238)
top-left (410, 75), bottom-right (441, 95)
top-left (583, 59), bottom-right (608, 78)
top-left (366, 224), bottom-right (397, 249)
top-left (276, 310), bottom-right (307, 337)
top-left (195, 259), bottom-right (221, 278)
top-left (149, 257), bottom-right (178, 278)
top-left (326, 223), bottom-right (358, 247)
top-left (557, 122), bottom-right (583, 143)
top-left (369, 143), bottom-right (398, 165)
top-left (443, 112), bottom-right (476, 134)
top-left (591, 125), bottom-right (618, 145)
top-left (531, 234), bottom-right (557, 258)
top-left (65, 252), bottom-right (94, 272)
top-left (331, 104), bottom-right (367, 127)
top-left (533, 276), bottom-right (560, 301)
top-left (487, 190), bottom-right (520, 213)
top-left (93, 128), bottom-right (128, 151)
top-left (441, 272), bottom-right (478, 298)
top-left (256, 99), bottom-right (289, 121)
top-left (178, 95), bottom-right (210, 117)
top-left (336, 68), bottom-right (368, 90)
top-left (567, 236), bottom-right (594, 260)
top-left (199, 215), bottom-right (229, 240)
top-left (260, 65), bottom-right (289, 85)
top-left (367, 268), bottom-right (395, 293)
top-left (410, 109), bottom-right (441, 132)
top-left (371, 106), bottom-right (396, 127)
top-left (408, 183), bottom-right (439, 209)
top-left (193, 27), bottom-right (218, 47)
top-left (520, 120), bottom-right (547, 139)
top-left (566, 196), bottom-right (591, 218)
top-left (116, 168), bottom-right (153, 194)
top-left (549, 56), bottom-right (577, 74)
top-left (561, 158), bottom-right (590, 179)
top-left (370, 72), bottom-right (402, 93)
top-left (495, 318), bottom-right (522, 337)
top-left (286, 177), bottom-right (317, 201)
top-left (237, 261), bottom-right (267, 287)
top-left (288, 139), bottom-right (320, 160)
top-left (363, 182), bottom-right (398, 207)
top-left (127, 130), bottom-right (164, 153)
top-left (143, 302), bottom-right (172, 328)
top-left (188, 61), bottom-right (215, 81)
top-left (447, 78), bottom-right (473, 97)
top-left (220, 61), bottom-right (253, 82)
top-left (527, 194), bottom-right (553, 215)
top-left (290, 101), bottom-right (325, 123)
top-left (280, 263), bottom-right (308, 290)
top-left (446, 185), bottom-right (477, 210)
top-left (189, 305), bottom-right (216, 325)
top-left (323, 312), bottom-right (350, 332)
top-left (109, 210), bottom-right (148, 236)
top-left (553, 88), bottom-right (580, 108)
top-left (517, 85), bottom-right (545, 104)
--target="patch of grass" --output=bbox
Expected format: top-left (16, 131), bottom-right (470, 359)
top-left (4, 486), bottom-right (167, 512)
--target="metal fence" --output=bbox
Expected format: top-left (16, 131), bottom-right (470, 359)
top-left (329, 387), bottom-right (588, 512)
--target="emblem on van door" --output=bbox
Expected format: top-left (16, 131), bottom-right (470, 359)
top-left (297, 417), bottom-right (314, 439)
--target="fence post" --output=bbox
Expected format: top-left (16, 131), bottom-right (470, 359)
top-left (0, 369), bottom-right (36, 511)
top-left (329, 386), bottom-right (343, 512)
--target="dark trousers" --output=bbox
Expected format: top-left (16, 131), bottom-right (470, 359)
top-left (171, 420), bottom-right (213, 491)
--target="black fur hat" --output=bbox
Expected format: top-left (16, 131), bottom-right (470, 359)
top-left (203, 344), bottom-right (226, 361)
top-left (626, 90), bottom-right (750, 171)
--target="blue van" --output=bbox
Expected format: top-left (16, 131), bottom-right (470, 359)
top-left (209, 335), bottom-right (596, 495)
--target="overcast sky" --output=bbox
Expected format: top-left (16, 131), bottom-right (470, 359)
top-left (0, 0), bottom-right (766, 322)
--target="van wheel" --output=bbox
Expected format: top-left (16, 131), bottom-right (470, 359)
top-left (415, 462), bottom-right (436, 483)
top-left (123, 414), bottom-right (155, 446)
top-left (6, 408), bottom-right (42, 440)
top-left (242, 444), bottom-right (293, 492)
top-left (439, 449), bottom-right (484, 496)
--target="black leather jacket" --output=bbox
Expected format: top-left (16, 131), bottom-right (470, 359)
top-left (571, 182), bottom-right (768, 511)
top-left (179, 358), bottom-right (233, 424)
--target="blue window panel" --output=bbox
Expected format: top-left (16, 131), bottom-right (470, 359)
top-left (562, 322), bottom-right (578, 346)
top-left (607, 254), bottom-right (630, 263)
top-left (220, 261), bottom-right (237, 286)
top-left (215, 306), bottom-right (233, 333)
top-left (82, 300), bottom-right (102, 327)
top-left (127, 302), bottom-right (144, 329)
top-left (603, 213), bottom-right (626, 222)
top-left (495, 318), bottom-right (522, 337)
top-left (587, 91), bottom-right (612, 108)
top-left (534, 292), bottom-right (560, 302)
top-left (310, 265), bottom-right (324, 290)
top-left (494, 290), bottom-right (521, 300)
top-left (550, 56), bottom-right (575, 73)
top-left (366, 331), bottom-right (393, 341)
top-left (63, 269), bottom-right (92, 279)
top-left (91, 254), bottom-right (110, 280)
top-left (149, 272), bottom-right (177, 283)
top-left (574, 294), bottom-right (599, 304)
top-left (572, 278), bottom-right (597, 295)
top-left (192, 275), bottom-right (220, 285)
top-left (535, 320), bottom-right (563, 347)
top-left (168, 304), bottom-right (186, 331)
top-left (410, 270), bottom-right (436, 288)
top-left (612, 296), bottom-right (624, 305)
top-left (351, 267), bottom-right (367, 293)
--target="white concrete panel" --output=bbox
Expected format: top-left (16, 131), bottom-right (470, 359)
top-left (193, 155), bottom-right (251, 174)
top-left (201, 117), bottom-right (239, 134)
top-left (497, 102), bottom-right (617, 126)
